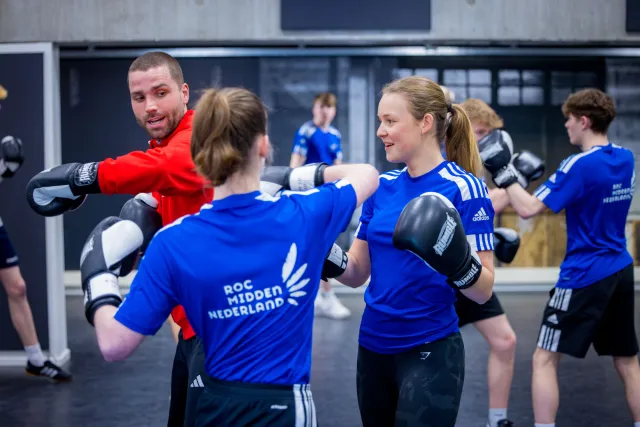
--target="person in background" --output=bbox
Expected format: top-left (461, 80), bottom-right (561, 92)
top-left (0, 134), bottom-right (72, 382)
top-left (290, 92), bottom-right (351, 320)
top-left (459, 98), bottom-right (529, 427)
top-left (487, 88), bottom-right (639, 427)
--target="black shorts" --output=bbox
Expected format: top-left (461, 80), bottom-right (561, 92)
top-left (356, 332), bottom-right (465, 427)
top-left (0, 221), bottom-right (19, 269)
top-left (537, 263), bottom-right (638, 359)
top-left (194, 376), bottom-right (317, 427)
top-left (455, 290), bottom-right (504, 327)
top-left (183, 338), bottom-right (206, 427)
top-left (167, 333), bottom-right (206, 427)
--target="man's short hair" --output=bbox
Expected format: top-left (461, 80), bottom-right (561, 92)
top-left (313, 92), bottom-right (337, 108)
top-left (128, 51), bottom-right (184, 86)
top-left (561, 88), bottom-right (616, 134)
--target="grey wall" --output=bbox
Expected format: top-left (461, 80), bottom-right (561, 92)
top-left (1, 0), bottom-right (639, 44)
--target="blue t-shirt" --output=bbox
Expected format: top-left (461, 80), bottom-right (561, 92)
top-left (292, 121), bottom-right (343, 165)
top-left (533, 143), bottom-right (634, 289)
top-left (356, 161), bottom-right (495, 354)
top-left (114, 181), bottom-right (357, 385)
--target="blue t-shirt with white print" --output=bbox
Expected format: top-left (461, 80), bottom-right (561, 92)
top-left (114, 181), bottom-right (357, 385)
top-left (356, 161), bottom-right (495, 354)
top-left (534, 143), bottom-right (634, 289)
top-left (292, 121), bottom-right (343, 165)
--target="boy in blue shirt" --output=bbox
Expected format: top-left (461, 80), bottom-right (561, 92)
top-left (483, 88), bottom-right (640, 427)
top-left (290, 92), bottom-right (343, 168)
top-left (290, 92), bottom-right (350, 320)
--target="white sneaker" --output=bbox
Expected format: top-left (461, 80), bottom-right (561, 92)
top-left (314, 290), bottom-right (351, 320)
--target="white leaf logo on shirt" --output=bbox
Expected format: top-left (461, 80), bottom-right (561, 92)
top-left (282, 243), bottom-right (296, 283)
top-left (282, 243), bottom-right (310, 306)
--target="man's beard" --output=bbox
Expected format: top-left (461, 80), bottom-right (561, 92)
top-left (141, 107), bottom-right (182, 140)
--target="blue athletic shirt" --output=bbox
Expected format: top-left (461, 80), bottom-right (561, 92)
top-left (533, 143), bottom-right (634, 289)
top-left (114, 180), bottom-right (357, 385)
top-left (292, 121), bottom-right (343, 165)
top-left (356, 161), bottom-right (495, 354)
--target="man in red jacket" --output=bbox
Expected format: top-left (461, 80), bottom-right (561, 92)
top-left (26, 51), bottom-right (212, 427)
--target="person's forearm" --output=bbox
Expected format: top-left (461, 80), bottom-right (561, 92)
top-left (289, 154), bottom-right (305, 168)
top-left (94, 306), bottom-right (127, 361)
top-left (323, 164), bottom-right (372, 182)
top-left (505, 184), bottom-right (544, 219)
top-left (167, 316), bottom-right (180, 343)
top-left (94, 306), bottom-right (142, 362)
top-left (459, 266), bottom-right (494, 304)
top-left (336, 252), bottom-right (370, 288)
top-left (489, 188), bottom-right (510, 213)
top-left (323, 164), bottom-right (379, 207)
top-left (97, 147), bottom-right (205, 196)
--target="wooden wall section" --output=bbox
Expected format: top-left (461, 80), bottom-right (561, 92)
top-left (497, 208), bottom-right (640, 267)
top-left (497, 208), bottom-right (567, 267)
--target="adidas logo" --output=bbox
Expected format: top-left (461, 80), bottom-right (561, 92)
top-left (40, 366), bottom-right (59, 378)
top-left (547, 314), bottom-right (559, 325)
top-left (473, 207), bottom-right (490, 221)
top-left (190, 375), bottom-right (204, 388)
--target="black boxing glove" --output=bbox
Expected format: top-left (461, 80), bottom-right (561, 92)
top-left (117, 193), bottom-right (162, 275)
top-left (321, 243), bottom-right (348, 281)
top-left (478, 130), bottom-right (520, 189)
top-left (260, 163), bottom-right (327, 196)
top-left (512, 151), bottom-right (545, 189)
top-left (0, 135), bottom-right (24, 181)
top-left (79, 216), bottom-right (143, 325)
top-left (393, 192), bottom-right (482, 290)
top-left (26, 162), bottom-right (101, 217)
top-left (119, 193), bottom-right (162, 253)
top-left (493, 227), bottom-right (520, 264)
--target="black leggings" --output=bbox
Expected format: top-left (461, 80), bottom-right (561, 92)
top-left (356, 332), bottom-right (465, 427)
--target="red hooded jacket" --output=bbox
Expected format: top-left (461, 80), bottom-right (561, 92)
top-left (97, 110), bottom-right (211, 340)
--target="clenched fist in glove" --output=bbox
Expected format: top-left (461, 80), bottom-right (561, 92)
top-left (493, 227), bottom-right (520, 264)
top-left (0, 135), bottom-right (24, 182)
top-left (260, 163), bottom-right (327, 196)
top-left (393, 192), bottom-right (482, 290)
top-left (478, 130), bottom-right (545, 189)
top-left (119, 193), bottom-right (162, 253)
top-left (80, 216), bottom-right (144, 325)
top-left (117, 193), bottom-right (162, 275)
top-left (511, 151), bottom-right (545, 189)
top-left (26, 162), bottom-right (102, 217)
top-left (478, 130), bottom-right (521, 189)
top-left (321, 243), bottom-right (348, 281)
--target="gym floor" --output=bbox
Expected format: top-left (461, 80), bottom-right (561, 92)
top-left (0, 293), bottom-right (638, 427)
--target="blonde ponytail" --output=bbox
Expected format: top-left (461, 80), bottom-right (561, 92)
top-left (445, 104), bottom-right (483, 177)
